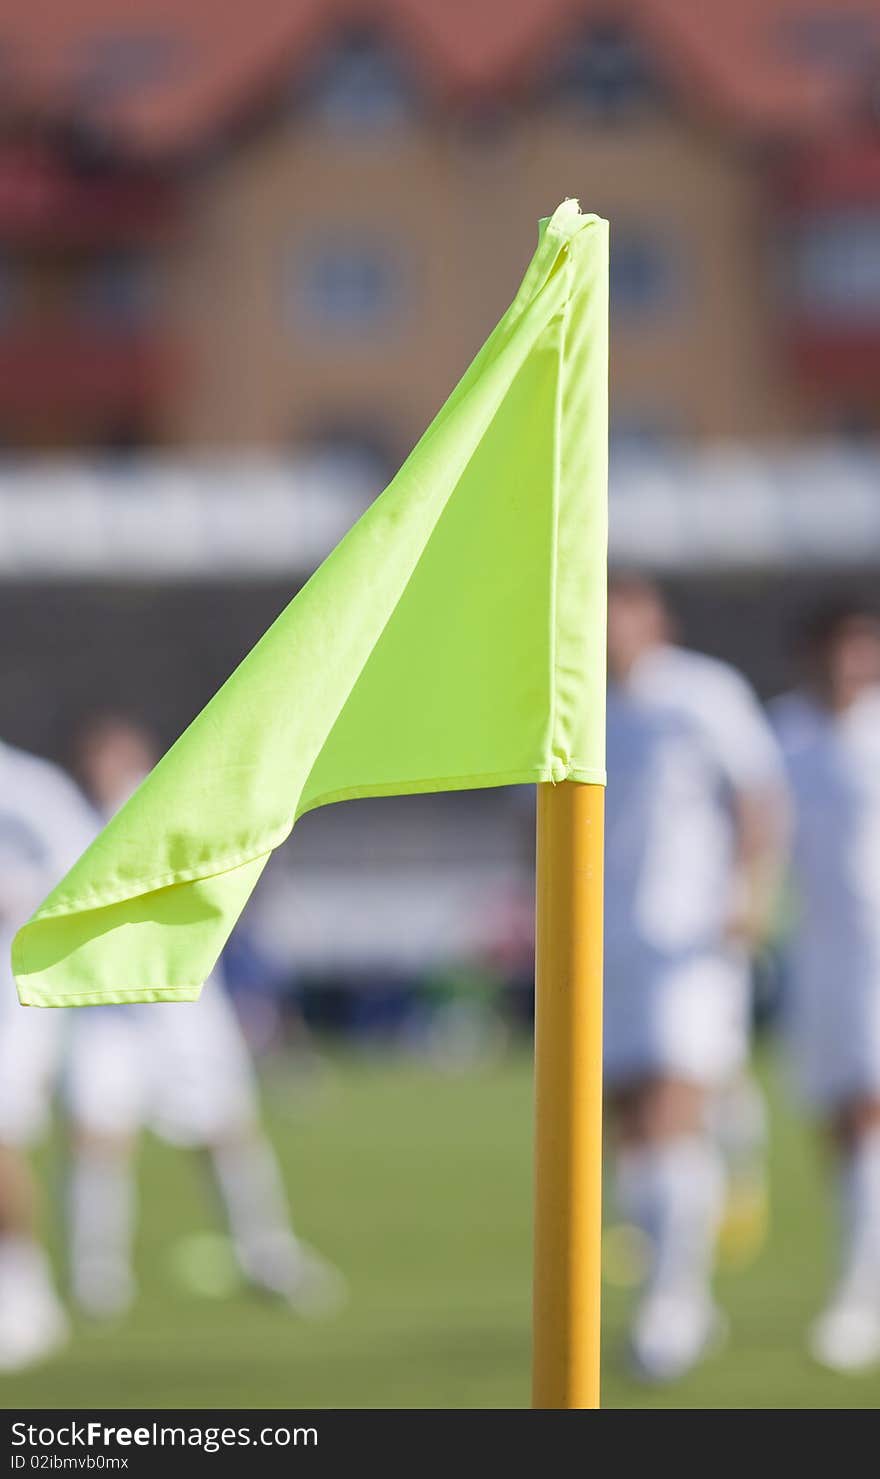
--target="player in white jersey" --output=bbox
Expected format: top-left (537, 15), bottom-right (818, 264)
top-left (772, 603), bottom-right (880, 1372)
top-left (64, 712), bottom-right (345, 1320)
top-left (0, 739), bottom-right (96, 1369)
top-left (604, 574), bottom-right (787, 1380)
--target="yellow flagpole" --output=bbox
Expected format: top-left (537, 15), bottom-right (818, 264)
top-left (532, 779), bottom-right (604, 1408)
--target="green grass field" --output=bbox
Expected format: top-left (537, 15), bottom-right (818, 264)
top-left (1, 1047), bottom-right (877, 1410)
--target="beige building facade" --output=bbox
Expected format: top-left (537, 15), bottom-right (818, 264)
top-left (3, 9), bottom-right (880, 456)
top-left (163, 104), bottom-right (800, 462)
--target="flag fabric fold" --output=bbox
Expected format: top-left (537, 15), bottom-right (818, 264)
top-left (13, 200), bottom-right (608, 1008)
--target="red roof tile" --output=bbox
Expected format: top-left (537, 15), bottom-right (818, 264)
top-left (1, 0), bottom-right (879, 155)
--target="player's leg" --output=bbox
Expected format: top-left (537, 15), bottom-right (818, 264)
top-left (710, 1070), bottom-right (770, 1268)
top-left (611, 1075), bottom-right (726, 1381)
top-left (64, 1009), bottom-right (143, 1318)
top-left (604, 951), bottom-right (748, 1381)
top-left (150, 980), bottom-right (345, 1316)
top-left (809, 1098), bottom-right (880, 1372)
top-left (67, 1130), bottom-right (137, 1318)
top-left (0, 1006), bottom-right (68, 1369)
top-left (789, 951), bottom-right (880, 1370)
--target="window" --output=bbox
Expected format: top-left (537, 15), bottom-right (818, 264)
top-left (831, 405), bottom-right (875, 441)
top-left (74, 253), bottom-right (157, 333)
top-left (300, 31), bottom-right (413, 131)
top-left (292, 240), bottom-right (402, 336)
top-left (548, 22), bottom-right (660, 119)
top-left (610, 229), bottom-right (681, 316)
top-left (0, 257), bottom-right (13, 327)
top-left (610, 413), bottom-right (679, 454)
top-left (776, 10), bottom-right (879, 69)
top-left (790, 209), bottom-right (880, 325)
top-left (76, 31), bottom-right (185, 100)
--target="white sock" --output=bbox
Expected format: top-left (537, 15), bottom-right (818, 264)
top-left (210, 1136), bottom-right (300, 1288)
top-left (69, 1149), bottom-right (135, 1310)
top-left (616, 1136), bottom-right (725, 1306)
top-left (836, 1129), bottom-right (880, 1309)
top-left (0, 1234), bottom-right (59, 1312)
top-left (710, 1077), bottom-right (767, 1181)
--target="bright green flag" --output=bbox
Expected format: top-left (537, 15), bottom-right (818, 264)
top-left (13, 200), bottom-right (608, 1008)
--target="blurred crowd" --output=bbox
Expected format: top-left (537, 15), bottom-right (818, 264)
top-left (0, 580), bottom-right (879, 1387)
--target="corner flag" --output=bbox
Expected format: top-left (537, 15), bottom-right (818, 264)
top-left (13, 197), bottom-right (609, 1411)
top-left (13, 200), bottom-right (608, 1011)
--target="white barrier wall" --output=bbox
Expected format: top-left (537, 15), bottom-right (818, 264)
top-left (0, 444), bottom-right (879, 577)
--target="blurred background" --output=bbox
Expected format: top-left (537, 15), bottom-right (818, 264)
top-left (0, 0), bottom-right (879, 1409)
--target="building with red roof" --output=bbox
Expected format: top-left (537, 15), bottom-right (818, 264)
top-left (2, 0), bottom-right (880, 451)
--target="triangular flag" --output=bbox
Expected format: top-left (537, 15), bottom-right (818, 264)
top-left (13, 201), bottom-right (607, 1007)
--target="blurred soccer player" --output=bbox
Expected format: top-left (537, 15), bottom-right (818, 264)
top-left (604, 574), bottom-right (787, 1380)
top-left (772, 603), bottom-right (880, 1372)
top-left (65, 713), bottom-right (345, 1320)
top-left (0, 740), bottom-right (96, 1369)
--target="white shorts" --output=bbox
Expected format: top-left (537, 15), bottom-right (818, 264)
top-left (603, 946), bottom-right (750, 1089)
top-left (786, 950), bottom-right (880, 1110)
top-left (0, 986), bottom-right (63, 1146)
top-left (66, 979), bottom-right (259, 1145)
top-left (0, 974), bottom-right (258, 1146)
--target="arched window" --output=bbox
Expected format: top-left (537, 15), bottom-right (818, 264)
top-left (299, 29), bottom-right (414, 131)
top-left (547, 22), bottom-right (661, 120)
top-left (75, 31), bottom-right (186, 102)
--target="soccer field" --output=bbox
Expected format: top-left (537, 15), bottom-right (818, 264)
top-left (2, 1048), bottom-right (877, 1411)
